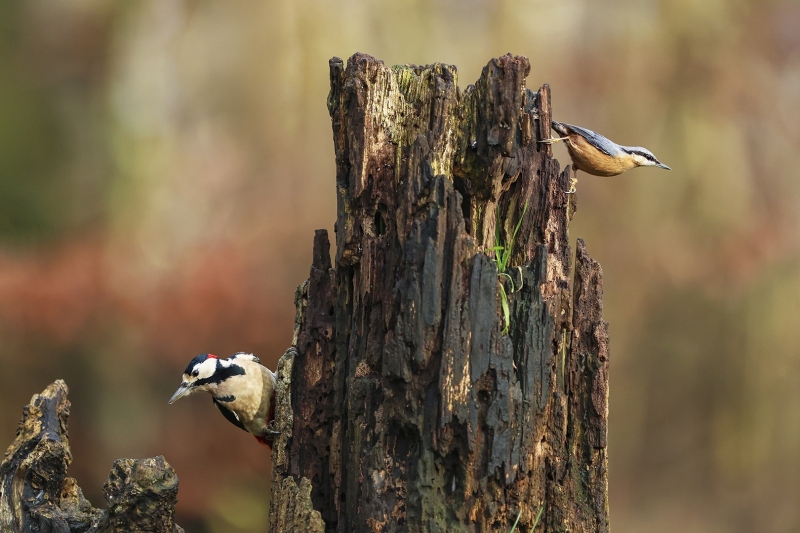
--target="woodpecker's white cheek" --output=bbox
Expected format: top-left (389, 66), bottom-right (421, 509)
top-left (195, 359), bottom-right (217, 380)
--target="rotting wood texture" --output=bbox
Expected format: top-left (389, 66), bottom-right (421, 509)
top-left (0, 380), bottom-right (183, 533)
top-left (269, 53), bottom-right (609, 533)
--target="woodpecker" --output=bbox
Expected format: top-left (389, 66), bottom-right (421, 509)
top-left (541, 120), bottom-right (670, 193)
top-left (169, 352), bottom-right (278, 447)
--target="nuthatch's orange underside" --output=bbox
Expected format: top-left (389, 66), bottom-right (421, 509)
top-left (541, 121), bottom-right (670, 192)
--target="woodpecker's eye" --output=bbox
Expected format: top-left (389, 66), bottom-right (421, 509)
top-left (191, 370), bottom-right (199, 377)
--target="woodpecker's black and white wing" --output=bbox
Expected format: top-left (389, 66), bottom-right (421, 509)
top-left (213, 397), bottom-right (248, 432)
top-left (555, 121), bottom-right (622, 157)
top-left (230, 352), bottom-right (261, 364)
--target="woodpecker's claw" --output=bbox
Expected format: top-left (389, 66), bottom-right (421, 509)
top-left (265, 419), bottom-right (280, 437)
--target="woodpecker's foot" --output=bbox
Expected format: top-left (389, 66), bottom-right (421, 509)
top-left (265, 419), bottom-right (280, 437)
top-left (538, 136), bottom-right (569, 145)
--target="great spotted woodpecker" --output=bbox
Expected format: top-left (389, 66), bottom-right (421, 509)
top-left (169, 352), bottom-right (278, 447)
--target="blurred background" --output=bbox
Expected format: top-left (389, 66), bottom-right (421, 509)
top-left (1, 0), bottom-right (799, 531)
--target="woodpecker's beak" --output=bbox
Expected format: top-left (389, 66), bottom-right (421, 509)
top-left (169, 383), bottom-right (193, 404)
top-left (656, 162), bottom-right (671, 170)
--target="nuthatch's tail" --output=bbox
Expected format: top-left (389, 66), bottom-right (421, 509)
top-left (551, 120), bottom-right (569, 137)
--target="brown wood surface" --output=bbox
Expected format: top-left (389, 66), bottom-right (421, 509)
top-left (270, 53), bottom-right (609, 533)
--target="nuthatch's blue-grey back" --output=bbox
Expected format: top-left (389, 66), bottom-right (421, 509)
top-left (543, 121), bottom-right (670, 191)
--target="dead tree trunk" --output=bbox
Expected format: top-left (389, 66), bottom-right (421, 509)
top-left (269, 53), bottom-right (609, 533)
top-left (0, 380), bottom-right (183, 533)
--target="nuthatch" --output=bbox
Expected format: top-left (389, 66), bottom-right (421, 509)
top-left (169, 352), bottom-right (278, 448)
top-left (541, 121), bottom-right (670, 193)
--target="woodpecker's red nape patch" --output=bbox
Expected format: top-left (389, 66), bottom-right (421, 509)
top-left (207, 354), bottom-right (218, 359)
top-left (255, 435), bottom-right (273, 449)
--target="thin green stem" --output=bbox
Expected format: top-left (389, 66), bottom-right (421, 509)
top-left (528, 506), bottom-right (544, 533)
top-left (509, 510), bottom-right (522, 533)
top-left (494, 201), bottom-right (528, 335)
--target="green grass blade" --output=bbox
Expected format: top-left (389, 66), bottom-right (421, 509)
top-left (504, 201), bottom-right (528, 269)
top-left (499, 201), bottom-right (529, 274)
top-left (496, 208), bottom-right (503, 259)
top-left (500, 248), bottom-right (510, 272)
top-left (509, 510), bottom-right (522, 533)
top-left (528, 505), bottom-right (544, 533)
top-left (499, 272), bottom-right (515, 293)
top-left (495, 200), bottom-right (529, 336)
top-left (500, 283), bottom-right (510, 335)
top-left (512, 201), bottom-right (528, 243)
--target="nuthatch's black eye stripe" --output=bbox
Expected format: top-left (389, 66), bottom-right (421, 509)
top-left (627, 149), bottom-right (654, 160)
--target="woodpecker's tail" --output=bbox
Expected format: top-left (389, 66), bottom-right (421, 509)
top-left (255, 435), bottom-right (273, 449)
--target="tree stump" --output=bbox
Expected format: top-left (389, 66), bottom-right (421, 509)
top-left (269, 53), bottom-right (609, 533)
top-left (0, 380), bottom-right (183, 533)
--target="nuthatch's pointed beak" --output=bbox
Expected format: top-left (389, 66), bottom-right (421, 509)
top-left (656, 162), bottom-right (671, 170)
top-left (169, 383), bottom-right (192, 404)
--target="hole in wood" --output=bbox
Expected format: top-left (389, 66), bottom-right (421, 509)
top-left (374, 204), bottom-right (387, 237)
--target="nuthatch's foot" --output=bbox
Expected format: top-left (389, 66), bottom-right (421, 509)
top-left (538, 136), bottom-right (569, 145)
top-left (562, 177), bottom-right (578, 195)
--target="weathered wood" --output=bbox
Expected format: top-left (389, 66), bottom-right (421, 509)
top-left (103, 457), bottom-right (180, 533)
top-left (0, 380), bottom-right (183, 533)
top-left (268, 346), bottom-right (326, 533)
top-left (270, 53), bottom-right (609, 532)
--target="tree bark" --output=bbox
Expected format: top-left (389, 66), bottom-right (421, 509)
top-left (269, 53), bottom-right (609, 533)
top-left (0, 380), bottom-right (183, 533)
